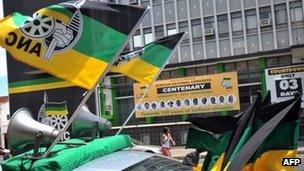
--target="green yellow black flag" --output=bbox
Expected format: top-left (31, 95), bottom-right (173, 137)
top-left (111, 33), bottom-right (185, 85)
top-left (0, 1), bottom-right (147, 90)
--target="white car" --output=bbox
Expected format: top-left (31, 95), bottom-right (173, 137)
top-left (129, 139), bottom-right (162, 154)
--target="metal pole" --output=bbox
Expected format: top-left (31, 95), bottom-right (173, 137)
top-left (116, 85), bottom-right (152, 135)
top-left (42, 7), bottom-right (149, 158)
top-left (116, 32), bottom-right (187, 135)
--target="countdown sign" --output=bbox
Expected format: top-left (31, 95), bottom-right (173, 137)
top-left (265, 65), bottom-right (304, 108)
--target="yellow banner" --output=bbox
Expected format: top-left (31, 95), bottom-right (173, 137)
top-left (134, 72), bottom-right (240, 118)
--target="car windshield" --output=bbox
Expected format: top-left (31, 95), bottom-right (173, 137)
top-left (123, 155), bottom-right (192, 171)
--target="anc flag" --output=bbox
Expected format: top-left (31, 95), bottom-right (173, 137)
top-left (45, 101), bottom-right (68, 116)
top-left (218, 96), bottom-right (261, 171)
top-left (0, 1), bottom-right (147, 89)
top-left (110, 33), bottom-right (185, 85)
top-left (228, 97), bottom-right (301, 171)
top-left (186, 114), bottom-right (243, 171)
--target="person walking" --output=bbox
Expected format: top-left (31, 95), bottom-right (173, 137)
top-left (161, 127), bottom-right (176, 157)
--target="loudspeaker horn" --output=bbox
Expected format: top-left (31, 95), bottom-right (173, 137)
top-left (7, 108), bottom-right (59, 151)
top-left (72, 105), bottom-right (112, 135)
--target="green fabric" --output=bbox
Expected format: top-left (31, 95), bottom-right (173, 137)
top-left (249, 120), bottom-right (300, 163)
top-left (48, 5), bottom-right (127, 63)
top-left (140, 44), bottom-right (171, 68)
top-left (9, 77), bottom-right (64, 88)
top-left (228, 126), bottom-right (253, 163)
top-left (2, 135), bottom-right (132, 171)
top-left (185, 127), bottom-right (232, 171)
top-left (12, 13), bottom-right (29, 27)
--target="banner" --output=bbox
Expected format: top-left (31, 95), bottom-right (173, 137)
top-left (265, 64), bottom-right (304, 108)
top-left (134, 72), bottom-right (240, 118)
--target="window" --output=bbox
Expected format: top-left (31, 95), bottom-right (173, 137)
top-left (144, 33), bottom-right (153, 44)
top-left (207, 65), bottom-right (216, 74)
top-left (236, 61), bottom-right (248, 71)
top-left (231, 12), bottom-right (243, 36)
top-left (155, 26), bottom-right (164, 39)
top-left (278, 55), bottom-right (292, 66)
top-left (186, 68), bottom-right (196, 76)
top-left (245, 10), bottom-right (257, 33)
top-left (290, 1), bottom-right (303, 25)
top-left (275, 4), bottom-right (287, 28)
top-left (179, 21), bottom-right (189, 43)
top-left (191, 19), bottom-right (202, 41)
top-left (168, 29), bottom-right (177, 35)
top-left (204, 17), bottom-right (215, 40)
top-left (225, 63), bottom-right (236, 71)
top-left (159, 71), bottom-right (170, 80)
top-left (217, 14), bottom-right (229, 38)
top-left (144, 28), bottom-right (153, 45)
top-left (167, 24), bottom-right (177, 36)
top-left (133, 34), bottom-right (142, 48)
top-left (259, 6), bottom-right (272, 32)
top-left (196, 66), bottom-right (207, 75)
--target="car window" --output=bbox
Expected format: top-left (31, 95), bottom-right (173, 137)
top-left (123, 156), bottom-right (192, 171)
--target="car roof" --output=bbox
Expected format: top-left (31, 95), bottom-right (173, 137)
top-left (74, 150), bottom-right (155, 171)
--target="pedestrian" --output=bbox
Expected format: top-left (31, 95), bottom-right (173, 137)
top-left (160, 127), bottom-right (176, 157)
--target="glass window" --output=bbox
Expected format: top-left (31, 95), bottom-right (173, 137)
top-left (245, 10), bottom-right (257, 32)
top-left (225, 63), bottom-right (236, 71)
top-left (278, 55), bottom-right (292, 66)
top-left (167, 24), bottom-right (177, 36)
top-left (179, 21), bottom-right (189, 43)
top-left (144, 28), bottom-right (153, 45)
top-left (155, 26), bottom-right (164, 39)
top-left (191, 19), bottom-right (202, 40)
top-left (248, 60), bottom-right (259, 70)
top-left (267, 57), bottom-right (279, 67)
top-left (231, 12), bottom-right (243, 35)
top-left (170, 69), bottom-right (182, 78)
top-left (186, 68), bottom-right (196, 76)
top-left (168, 29), bottom-right (177, 35)
top-left (204, 17), bottom-right (215, 40)
top-left (259, 6), bottom-right (272, 32)
top-left (236, 61), bottom-right (248, 71)
top-left (133, 35), bottom-right (142, 48)
top-left (144, 33), bottom-right (153, 44)
top-left (232, 17), bottom-right (243, 32)
top-left (207, 65), bottom-right (216, 74)
top-left (218, 14), bottom-right (229, 38)
top-left (259, 6), bottom-right (271, 20)
top-left (275, 4), bottom-right (287, 26)
top-left (196, 66), bottom-right (207, 75)
top-left (290, 7), bottom-right (303, 22)
top-left (159, 71), bottom-right (170, 79)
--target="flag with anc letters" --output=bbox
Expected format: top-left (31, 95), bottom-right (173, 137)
top-left (0, 0), bottom-right (147, 89)
top-left (110, 33), bottom-right (185, 85)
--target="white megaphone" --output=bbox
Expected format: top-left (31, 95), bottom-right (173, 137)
top-left (72, 106), bottom-right (112, 139)
top-left (7, 108), bottom-right (59, 156)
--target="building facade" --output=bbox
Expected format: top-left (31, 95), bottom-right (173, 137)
top-left (103, 0), bottom-right (304, 145)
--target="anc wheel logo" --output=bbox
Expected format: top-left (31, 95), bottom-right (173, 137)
top-left (20, 3), bottom-right (83, 61)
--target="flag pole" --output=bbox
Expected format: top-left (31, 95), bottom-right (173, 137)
top-left (116, 32), bottom-right (186, 135)
top-left (41, 7), bottom-right (149, 158)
